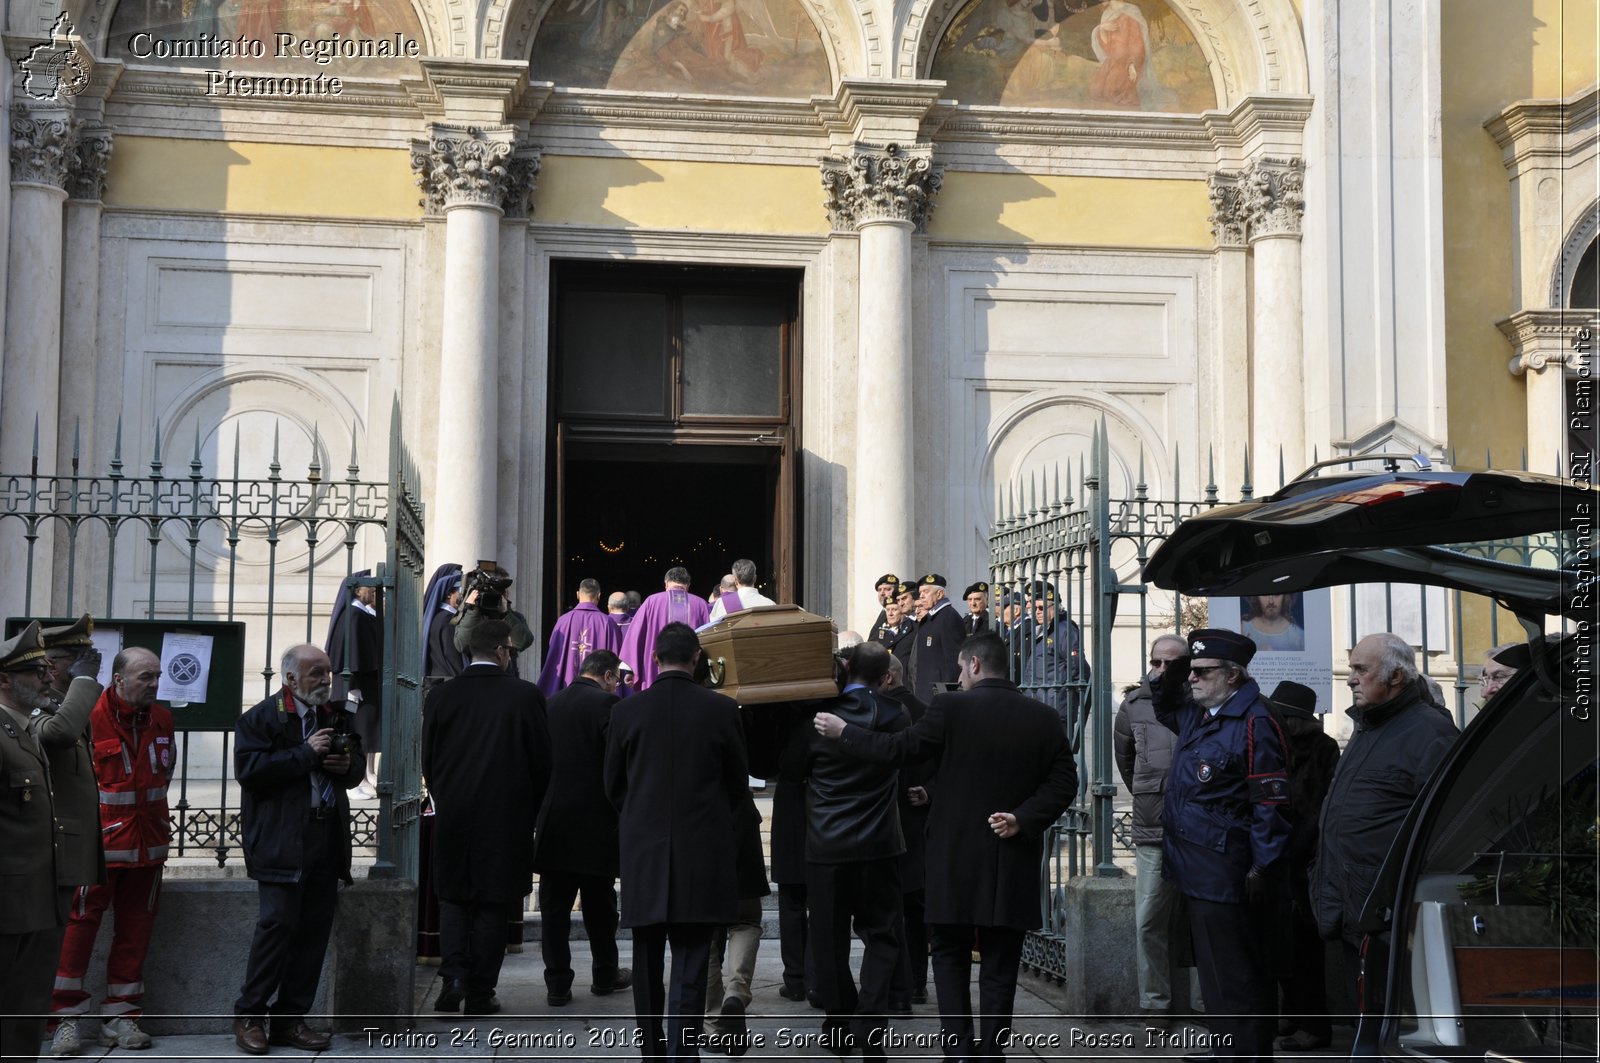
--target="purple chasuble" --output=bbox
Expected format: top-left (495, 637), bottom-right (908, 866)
top-left (619, 587), bottom-right (712, 690)
top-left (535, 601), bottom-right (622, 696)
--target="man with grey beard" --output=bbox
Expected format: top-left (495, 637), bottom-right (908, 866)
top-left (231, 644), bottom-right (365, 1055)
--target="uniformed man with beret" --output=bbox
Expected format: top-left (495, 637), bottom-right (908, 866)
top-left (1151, 629), bottom-right (1290, 1061)
top-left (866, 573), bottom-right (900, 644)
top-left (907, 574), bottom-right (967, 703)
top-left (875, 584), bottom-right (917, 671)
top-left (961, 583), bottom-right (990, 638)
top-left (1019, 583), bottom-right (1090, 732)
top-left (0, 622), bottom-right (69, 1061)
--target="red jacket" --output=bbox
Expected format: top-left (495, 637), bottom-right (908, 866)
top-left (90, 689), bottom-right (175, 867)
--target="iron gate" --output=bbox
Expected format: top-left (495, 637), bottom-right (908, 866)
top-left (0, 399), bottom-right (425, 882)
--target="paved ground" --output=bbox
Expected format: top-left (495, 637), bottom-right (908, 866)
top-left (40, 937), bottom-right (1356, 1061)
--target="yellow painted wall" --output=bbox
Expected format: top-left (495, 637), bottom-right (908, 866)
top-left (534, 157), bottom-right (829, 234)
top-left (1441, 1), bottom-right (1598, 471)
top-left (106, 137), bottom-right (418, 219)
top-left (927, 172), bottom-right (1211, 248)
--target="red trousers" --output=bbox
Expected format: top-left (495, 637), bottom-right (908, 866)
top-left (52, 865), bottom-right (164, 1018)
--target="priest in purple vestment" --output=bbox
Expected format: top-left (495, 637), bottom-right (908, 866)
top-left (536, 578), bottom-right (623, 696)
top-left (619, 566), bottom-right (710, 690)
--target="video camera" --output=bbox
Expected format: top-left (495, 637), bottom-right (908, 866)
top-left (462, 560), bottom-right (513, 618)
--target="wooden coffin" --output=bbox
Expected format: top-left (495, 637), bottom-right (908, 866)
top-left (698, 605), bottom-right (838, 704)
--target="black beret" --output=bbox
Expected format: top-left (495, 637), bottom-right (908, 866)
top-left (1187, 628), bottom-right (1256, 666)
top-left (920, 573), bottom-right (946, 588)
top-left (875, 573), bottom-right (900, 589)
top-left (1490, 643), bottom-right (1533, 671)
top-left (963, 582), bottom-right (989, 598)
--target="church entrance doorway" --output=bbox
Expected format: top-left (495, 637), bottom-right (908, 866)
top-left (544, 261), bottom-right (801, 635)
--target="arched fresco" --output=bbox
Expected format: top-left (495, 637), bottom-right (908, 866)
top-left (105, 0), bottom-right (429, 74)
top-left (529, 0), bottom-right (832, 96)
top-left (931, 0), bottom-right (1216, 111)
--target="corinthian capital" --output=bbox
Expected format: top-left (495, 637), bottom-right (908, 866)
top-left (1242, 157), bottom-right (1304, 240)
top-left (67, 124), bottom-right (113, 202)
top-left (819, 143), bottom-right (942, 233)
top-left (501, 144), bottom-right (542, 220)
top-left (1206, 171), bottom-right (1248, 249)
top-left (410, 124), bottom-right (517, 215)
top-left (10, 102), bottom-right (73, 190)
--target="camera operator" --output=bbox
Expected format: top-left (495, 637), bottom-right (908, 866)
top-left (451, 562), bottom-right (535, 665)
top-left (231, 644), bottom-right (364, 1055)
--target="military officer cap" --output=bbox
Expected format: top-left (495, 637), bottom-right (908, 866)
top-left (963, 582), bottom-right (989, 598)
top-left (1490, 642), bottom-right (1532, 671)
top-left (1187, 628), bottom-right (1256, 666)
top-left (1266, 680), bottom-right (1317, 718)
top-left (40, 614), bottom-right (94, 649)
top-left (0, 621), bottom-right (47, 671)
top-left (875, 573), bottom-right (900, 589)
top-left (919, 573), bottom-right (947, 589)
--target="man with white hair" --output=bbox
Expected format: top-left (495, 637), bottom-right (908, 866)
top-left (1311, 632), bottom-right (1458, 1051)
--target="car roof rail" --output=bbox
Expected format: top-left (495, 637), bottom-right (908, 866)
top-left (1285, 452), bottom-right (1434, 486)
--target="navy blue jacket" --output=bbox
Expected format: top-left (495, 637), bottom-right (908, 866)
top-left (1156, 678), bottom-right (1290, 903)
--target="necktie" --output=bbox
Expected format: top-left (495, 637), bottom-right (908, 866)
top-left (303, 713), bottom-right (334, 806)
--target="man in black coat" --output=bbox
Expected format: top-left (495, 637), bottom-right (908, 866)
top-left (423, 618), bottom-right (552, 1016)
top-left (605, 623), bottom-right (748, 1062)
top-left (802, 642), bottom-right (909, 1055)
top-left (878, 655), bottom-right (934, 1012)
top-left (232, 644), bottom-right (364, 1055)
top-left (907, 573), bottom-right (967, 702)
top-left (815, 633), bottom-right (1078, 1061)
top-left (533, 649), bottom-right (631, 1006)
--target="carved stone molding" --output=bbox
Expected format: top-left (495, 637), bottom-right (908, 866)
top-left (1207, 155), bottom-right (1303, 247)
top-left (1206, 171), bottom-right (1248, 248)
top-left (1242, 156), bottom-right (1303, 239)
top-left (1499, 308), bottom-right (1599, 376)
top-left (9, 102), bottom-right (73, 190)
top-left (411, 124), bottom-right (518, 215)
top-left (67, 124), bottom-right (113, 202)
top-left (501, 144), bottom-right (542, 220)
top-left (819, 143), bottom-right (942, 233)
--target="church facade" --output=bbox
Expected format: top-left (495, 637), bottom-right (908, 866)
top-left (0, 0), bottom-right (1593, 640)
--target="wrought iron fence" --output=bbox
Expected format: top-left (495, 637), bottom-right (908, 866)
top-left (993, 426), bottom-right (1565, 982)
top-left (0, 400), bottom-right (423, 878)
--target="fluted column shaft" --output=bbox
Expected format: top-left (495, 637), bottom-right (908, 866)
top-left (413, 125), bottom-right (519, 568)
top-left (821, 143), bottom-right (941, 612)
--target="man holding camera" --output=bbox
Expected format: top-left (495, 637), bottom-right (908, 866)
top-left (232, 644), bottom-right (364, 1055)
top-left (48, 646), bottom-right (172, 1054)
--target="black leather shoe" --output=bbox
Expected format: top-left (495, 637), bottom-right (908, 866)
top-left (777, 981), bottom-right (807, 1002)
top-left (590, 968), bottom-right (633, 995)
top-left (887, 999), bottom-right (912, 1017)
top-left (268, 1021), bottom-right (332, 1051)
top-left (232, 1017), bottom-right (269, 1056)
top-left (720, 997), bottom-right (749, 1057)
top-left (547, 989), bottom-right (573, 1006)
top-left (464, 997), bottom-right (501, 1017)
top-left (807, 991), bottom-right (824, 1010)
top-left (435, 978), bottom-right (466, 1013)
top-left (910, 987), bottom-right (928, 1005)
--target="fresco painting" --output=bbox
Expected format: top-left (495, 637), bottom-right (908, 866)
top-left (531, 0), bottom-right (832, 97)
top-left (107, 0), bottom-right (429, 75)
top-left (932, 0), bottom-right (1216, 112)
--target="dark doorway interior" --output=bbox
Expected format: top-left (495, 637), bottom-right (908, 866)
top-left (552, 446), bottom-right (779, 633)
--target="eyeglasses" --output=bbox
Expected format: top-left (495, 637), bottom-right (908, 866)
top-left (1188, 665), bottom-right (1225, 677)
top-left (1478, 670), bottom-right (1515, 687)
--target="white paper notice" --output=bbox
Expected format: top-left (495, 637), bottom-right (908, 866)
top-left (89, 627), bottom-right (123, 688)
top-left (157, 633), bottom-right (214, 704)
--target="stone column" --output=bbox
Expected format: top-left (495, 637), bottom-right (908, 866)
top-left (497, 146), bottom-right (538, 575)
top-left (821, 143), bottom-right (941, 598)
top-left (1244, 157), bottom-right (1307, 481)
top-left (1500, 309), bottom-right (1593, 474)
top-left (1207, 170), bottom-right (1252, 494)
top-left (60, 124), bottom-right (111, 470)
top-left (412, 125), bottom-right (516, 569)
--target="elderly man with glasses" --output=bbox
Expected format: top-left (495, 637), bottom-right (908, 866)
top-left (1150, 628), bottom-right (1290, 1062)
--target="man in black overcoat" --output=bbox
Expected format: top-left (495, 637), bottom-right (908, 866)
top-left (533, 649), bottom-right (631, 1006)
top-left (423, 618), bottom-right (551, 1016)
top-left (878, 654), bottom-right (934, 1011)
top-left (815, 633), bottom-right (1078, 1061)
top-left (605, 622), bottom-right (748, 1062)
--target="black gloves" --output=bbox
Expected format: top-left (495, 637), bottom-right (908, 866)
top-left (68, 648), bottom-right (101, 680)
top-left (1151, 654), bottom-right (1191, 714)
